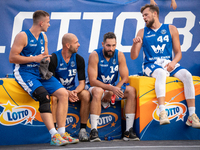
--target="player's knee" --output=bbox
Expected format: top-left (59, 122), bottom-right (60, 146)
top-left (184, 70), bottom-right (192, 80)
top-left (153, 68), bottom-right (166, 78)
top-left (33, 86), bottom-right (51, 113)
top-left (81, 90), bottom-right (91, 102)
top-left (180, 70), bottom-right (193, 85)
top-left (127, 86), bottom-right (136, 95)
top-left (125, 86), bottom-right (136, 100)
top-left (39, 103), bottom-right (51, 113)
top-left (92, 87), bottom-right (104, 100)
top-left (55, 88), bottom-right (68, 100)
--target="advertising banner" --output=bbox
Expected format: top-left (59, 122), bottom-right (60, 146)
top-left (0, 0), bottom-right (199, 78)
top-left (0, 78), bottom-right (121, 145)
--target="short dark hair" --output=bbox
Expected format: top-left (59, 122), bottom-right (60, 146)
top-left (141, 4), bottom-right (159, 17)
top-left (103, 32), bottom-right (116, 43)
top-left (33, 10), bottom-right (49, 24)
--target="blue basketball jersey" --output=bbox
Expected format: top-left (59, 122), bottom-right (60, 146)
top-left (54, 50), bottom-right (77, 89)
top-left (14, 29), bottom-right (45, 72)
top-left (13, 30), bottom-right (63, 97)
top-left (142, 24), bottom-right (173, 65)
top-left (96, 48), bottom-right (119, 85)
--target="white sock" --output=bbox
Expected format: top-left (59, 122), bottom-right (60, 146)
top-left (90, 114), bottom-right (99, 130)
top-left (125, 114), bottom-right (135, 131)
top-left (188, 107), bottom-right (195, 116)
top-left (159, 105), bottom-right (165, 113)
top-left (49, 128), bottom-right (58, 138)
top-left (57, 127), bottom-right (65, 135)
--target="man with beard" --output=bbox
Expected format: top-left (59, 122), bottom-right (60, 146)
top-left (49, 33), bottom-right (90, 142)
top-left (87, 32), bottom-right (139, 142)
top-left (131, 4), bottom-right (200, 128)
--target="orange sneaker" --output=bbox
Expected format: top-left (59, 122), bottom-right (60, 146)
top-left (50, 133), bottom-right (68, 146)
top-left (61, 132), bottom-right (79, 144)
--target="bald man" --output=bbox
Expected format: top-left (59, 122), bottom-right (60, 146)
top-left (49, 33), bottom-right (90, 142)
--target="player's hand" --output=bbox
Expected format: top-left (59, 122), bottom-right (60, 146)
top-left (170, 0), bottom-right (177, 10)
top-left (133, 36), bottom-right (142, 44)
top-left (68, 90), bottom-right (79, 102)
top-left (150, 0), bottom-right (157, 5)
top-left (45, 55), bottom-right (51, 62)
top-left (165, 61), bottom-right (176, 72)
top-left (111, 86), bottom-right (124, 99)
top-left (33, 54), bottom-right (51, 63)
top-left (102, 91), bottom-right (113, 102)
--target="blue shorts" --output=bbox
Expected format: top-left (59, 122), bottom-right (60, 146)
top-left (143, 63), bottom-right (184, 77)
top-left (14, 71), bottom-right (64, 98)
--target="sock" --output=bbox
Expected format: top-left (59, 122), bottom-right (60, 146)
top-left (159, 105), bottom-right (165, 113)
top-left (81, 123), bottom-right (86, 129)
top-left (125, 113), bottom-right (135, 131)
top-left (54, 123), bottom-right (57, 129)
top-left (49, 128), bottom-right (58, 138)
top-left (188, 107), bottom-right (195, 116)
top-left (57, 127), bottom-right (65, 135)
top-left (90, 114), bottom-right (99, 130)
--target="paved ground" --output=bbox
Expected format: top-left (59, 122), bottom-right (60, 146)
top-left (1, 140), bottom-right (200, 150)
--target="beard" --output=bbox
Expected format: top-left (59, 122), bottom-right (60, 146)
top-left (104, 50), bottom-right (115, 58)
top-left (146, 18), bottom-right (154, 28)
top-left (69, 45), bottom-right (77, 53)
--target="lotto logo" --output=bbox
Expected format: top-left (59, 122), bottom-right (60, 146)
top-left (0, 101), bottom-right (36, 126)
top-left (153, 101), bottom-right (187, 122)
top-left (87, 112), bottom-right (118, 129)
top-left (65, 113), bottom-right (80, 129)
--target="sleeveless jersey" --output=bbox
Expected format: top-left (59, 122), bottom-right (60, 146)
top-left (14, 29), bottom-right (45, 73)
top-left (142, 24), bottom-right (173, 65)
top-left (54, 50), bottom-right (77, 89)
top-left (96, 48), bottom-right (119, 85)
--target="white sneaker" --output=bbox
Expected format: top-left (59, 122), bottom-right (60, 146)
top-left (159, 110), bottom-right (170, 125)
top-left (186, 113), bottom-right (200, 129)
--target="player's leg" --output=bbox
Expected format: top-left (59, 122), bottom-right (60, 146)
top-left (173, 69), bottom-right (200, 128)
top-left (89, 87), bottom-right (104, 142)
top-left (122, 85), bottom-right (139, 141)
top-left (42, 77), bottom-right (71, 145)
top-left (33, 86), bottom-right (68, 146)
top-left (52, 88), bottom-right (80, 143)
top-left (151, 68), bottom-right (170, 125)
top-left (49, 86), bottom-right (79, 144)
top-left (15, 72), bottom-right (68, 146)
top-left (77, 89), bottom-right (90, 141)
top-left (51, 96), bottom-right (58, 128)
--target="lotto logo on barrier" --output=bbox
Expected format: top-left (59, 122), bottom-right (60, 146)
top-left (87, 112), bottom-right (119, 129)
top-left (66, 101), bottom-right (122, 140)
top-left (0, 101), bottom-right (36, 126)
top-left (86, 102), bottom-right (122, 140)
top-left (153, 102), bottom-right (187, 122)
top-left (0, 78), bottom-right (51, 146)
top-left (0, 79), bottom-right (43, 124)
top-left (65, 103), bottom-right (81, 137)
top-left (128, 76), bottom-right (200, 140)
top-left (65, 113), bottom-right (79, 129)
top-left (65, 102), bottom-right (80, 130)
